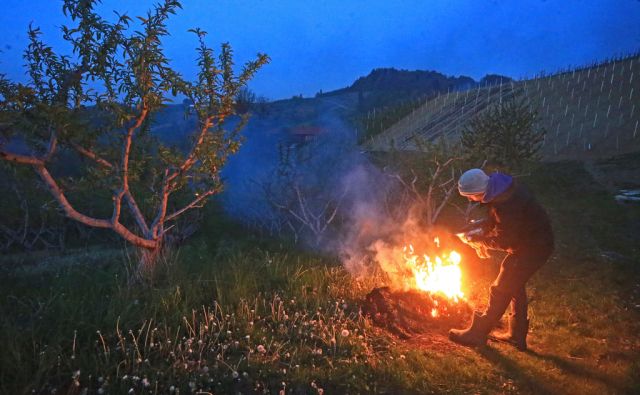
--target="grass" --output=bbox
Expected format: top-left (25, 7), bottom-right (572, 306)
top-left (1, 159), bottom-right (639, 394)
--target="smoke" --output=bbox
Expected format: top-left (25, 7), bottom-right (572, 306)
top-left (221, 96), bottom-right (441, 285)
top-left (336, 164), bottom-right (443, 287)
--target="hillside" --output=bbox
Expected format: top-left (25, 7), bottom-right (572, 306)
top-left (318, 68), bottom-right (510, 117)
top-left (147, 68), bottom-right (515, 149)
top-left (364, 54), bottom-right (640, 161)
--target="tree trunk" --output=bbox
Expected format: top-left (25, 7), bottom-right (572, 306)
top-left (128, 244), bottom-right (162, 286)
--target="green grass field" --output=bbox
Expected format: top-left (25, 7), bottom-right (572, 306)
top-left (1, 159), bottom-right (639, 394)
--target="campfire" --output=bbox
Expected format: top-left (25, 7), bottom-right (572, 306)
top-left (363, 237), bottom-right (472, 338)
top-left (404, 241), bottom-right (464, 302)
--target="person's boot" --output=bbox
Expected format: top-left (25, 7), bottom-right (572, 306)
top-left (449, 311), bottom-right (492, 347)
top-left (491, 313), bottom-right (529, 351)
top-left (450, 288), bottom-right (512, 347)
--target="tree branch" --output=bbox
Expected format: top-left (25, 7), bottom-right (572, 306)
top-left (59, 139), bottom-right (150, 236)
top-left (149, 169), bottom-right (170, 237)
top-left (69, 142), bottom-right (114, 169)
top-left (124, 190), bottom-right (150, 235)
top-left (164, 186), bottom-right (220, 224)
top-left (167, 116), bottom-right (214, 187)
top-left (122, 106), bottom-right (149, 192)
top-left (34, 165), bottom-right (156, 249)
top-left (0, 149), bottom-right (44, 166)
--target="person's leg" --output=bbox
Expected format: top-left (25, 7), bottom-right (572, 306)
top-left (450, 253), bottom-right (546, 347)
top-left (512, 286), bottom-right (528, 318)
top-left (449, 255), bottom-right (516, 346)
top-left (488, 253), bottom-right (550, 350)
top-left (492, 285), bottom-right (529, 350)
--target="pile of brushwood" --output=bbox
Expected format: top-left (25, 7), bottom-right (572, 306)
top-left (362, 287), bottom-right (472, 339)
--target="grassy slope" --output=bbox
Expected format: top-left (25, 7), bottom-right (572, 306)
top-left (1, 160), bottom-right (639, 394)
top-left (366, 55), bottom-right (640, 162)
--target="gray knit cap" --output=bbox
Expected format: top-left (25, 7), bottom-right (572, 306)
top-left (458, 168), bottom-right (489, 196)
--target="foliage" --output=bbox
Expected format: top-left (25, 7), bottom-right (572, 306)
top-left (0, 0), bottom-right (269, 274)
top-left (460, 98), bottom-right (546, 172)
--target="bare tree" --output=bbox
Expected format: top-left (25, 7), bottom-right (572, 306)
top-left (0, 0), bottom-right (268, 278)
top-left (386, 138), bottom-right (460, 228)
top-left (260, 143), bottom-right (345, 246)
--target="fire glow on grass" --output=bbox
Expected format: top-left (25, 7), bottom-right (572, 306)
top-left (402, 240), bottom-right (465, 313)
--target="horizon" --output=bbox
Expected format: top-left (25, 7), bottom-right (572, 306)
top-left (1, 0), bottom-right (639, 100)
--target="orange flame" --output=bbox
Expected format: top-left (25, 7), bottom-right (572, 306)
top-left (402, 243), bottom-right (465, 302)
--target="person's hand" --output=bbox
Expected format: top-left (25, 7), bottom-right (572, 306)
top-left (456, 232), bottom-right (470, 244)
top-left (457, 230), bottom-right (491, 259)
top-left (456, 230), bottom-right (481, 244)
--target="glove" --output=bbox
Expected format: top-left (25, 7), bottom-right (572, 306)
top-left (456, 229), bottom-right (491, 259)
top-left (456, 228), bottom-right (483, 244)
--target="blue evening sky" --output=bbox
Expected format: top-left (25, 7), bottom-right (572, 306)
top-left (0, 0), bottom-right (639, 100)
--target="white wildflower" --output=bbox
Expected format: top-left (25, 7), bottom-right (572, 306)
top-left (341, 329), bottom-right (350, 337)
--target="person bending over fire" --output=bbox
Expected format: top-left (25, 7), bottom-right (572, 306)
top-left (449, 168), bottom-right (554, 351)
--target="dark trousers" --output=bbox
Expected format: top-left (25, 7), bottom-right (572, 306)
top-left (486, 253), bottom-right (549, 320)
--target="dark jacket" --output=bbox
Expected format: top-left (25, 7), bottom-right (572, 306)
top-left (477, 180), bottom-right (554, 258)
